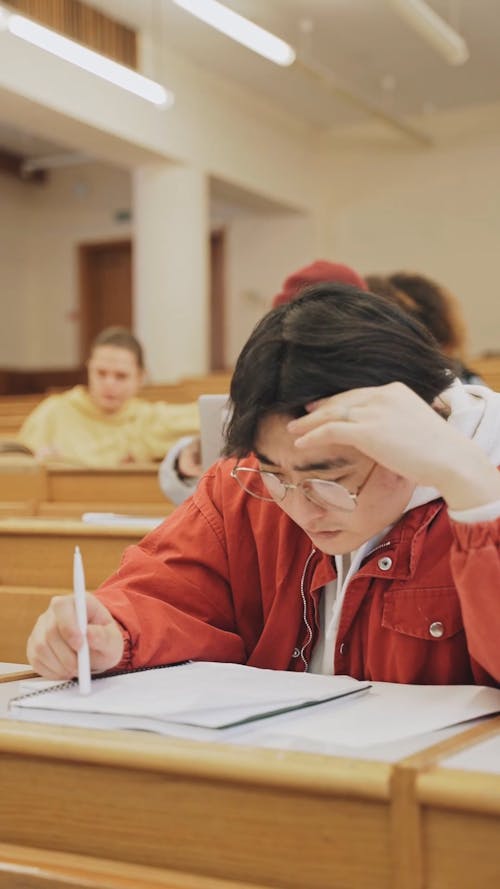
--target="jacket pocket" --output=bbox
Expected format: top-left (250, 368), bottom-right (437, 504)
top-left (381, 587), bottom-right (463, 641)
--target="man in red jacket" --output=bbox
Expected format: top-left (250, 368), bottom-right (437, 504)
top-left (27, 284), bottom-right (500, 686)
top-left (159, 258), bottom-right (368, 504)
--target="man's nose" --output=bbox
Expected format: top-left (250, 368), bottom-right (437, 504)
top-left (289, 487), bottom-right (327, 521)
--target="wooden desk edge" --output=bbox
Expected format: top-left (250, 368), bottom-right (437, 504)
top-left (0, 719), bottom-right (391, 799)
top-left (0, 670), bottom-right (37, 684)
top-left (0, 518), bottom-right (158, 538)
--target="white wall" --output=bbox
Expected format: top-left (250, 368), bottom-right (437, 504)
top-left (324, 102), bottom-right (500, 356)
top-left (0, 165), bottom-right (316, 371)
top-left (223, 214), bottom-right (316, 366)
top-left (0, 164), bottom-right (131, 367)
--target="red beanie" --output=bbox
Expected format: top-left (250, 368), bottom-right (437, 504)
top-left (272, 259), bottom-right (367, 308)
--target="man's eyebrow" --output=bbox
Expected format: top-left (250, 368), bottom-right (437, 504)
top-left (254, 450), bottom-right (352, 472)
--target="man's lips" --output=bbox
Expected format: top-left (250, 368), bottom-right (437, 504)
top-left (306, 528), bottom-right (344, 536)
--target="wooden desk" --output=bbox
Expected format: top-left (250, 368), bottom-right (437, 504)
top-left (0, 463), bottom-right (175, 519)
top-left (0, 719), bottom-right (393, 889)
top-left (391, 718), bottom-right (500, 888)
top-left (1, 681), bottom-right (500, 888)
top-left (0, 502), bottom-right (37, 518)
top-left (0, 517), bottom-right (163, 661)
top-left (0, 461), bottom-right (47, 502)
top-left (45, 465), bottom-right (165, 504)
top-left (0, 585), bottom-right (69, 663)
top-left (0, 518), bottom-right (152, 588)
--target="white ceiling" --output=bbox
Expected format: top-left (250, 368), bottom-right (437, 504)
top-left (89, 0), bottom-right (500, 127)
top-left (1, 0), bottom-right (499, 158)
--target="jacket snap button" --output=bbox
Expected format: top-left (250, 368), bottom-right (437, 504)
top-left (429, 621), bottom-right (445, 639)
top-left (292, 647), bottom-right (300, 658)
top-left (339, 642), bottom-right (345, 655)
top-left (378, 556), bottom-right (393, 571)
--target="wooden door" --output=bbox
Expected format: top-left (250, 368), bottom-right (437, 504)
top-left (210, 230), bottom-right (227, 371)
top-left (79, 234), bottom-right (227, 368)
top-left (79, 240), bottom-right (133, 360)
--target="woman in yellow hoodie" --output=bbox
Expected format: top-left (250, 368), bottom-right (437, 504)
top-left (18, 328), bottom-right (199, 467)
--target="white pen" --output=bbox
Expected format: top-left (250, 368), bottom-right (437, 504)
top-left (73, 545), bottom-right (91, 695)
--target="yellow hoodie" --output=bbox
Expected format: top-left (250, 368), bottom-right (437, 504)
top-left (18, 386), bottom-right (200, 467)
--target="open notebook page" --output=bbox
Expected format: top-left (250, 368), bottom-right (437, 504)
top-left (9, 662), bottom-right (370, 731)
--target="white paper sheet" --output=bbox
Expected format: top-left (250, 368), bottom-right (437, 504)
top-left (81, 513), bottom-right (163, 528)
top-left (249, 682), bottom-right (500, 748)
top-left (441, 734), bottom-right (500, 774)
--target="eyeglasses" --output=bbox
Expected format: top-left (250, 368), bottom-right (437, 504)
top-left (231, 462), bottom-right (376, 512)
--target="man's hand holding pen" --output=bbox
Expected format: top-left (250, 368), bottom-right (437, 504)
top-left (27, 591), bottom-right (124, 680)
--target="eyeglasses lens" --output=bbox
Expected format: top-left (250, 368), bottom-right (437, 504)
top-left (304, 480), bottom-right (356, 511)
top-left (234, 469), bottom-right (357, 511)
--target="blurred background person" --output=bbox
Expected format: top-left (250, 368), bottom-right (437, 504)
top-left (365, 272), bottom-right (484, 385)
top-left (18, 327), bottom-right (199, 467)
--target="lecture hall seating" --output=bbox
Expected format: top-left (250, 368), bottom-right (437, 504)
top-left (0, 517), bottom-right (158, 663)
top-left (0, 709), bottom-right (499, 888)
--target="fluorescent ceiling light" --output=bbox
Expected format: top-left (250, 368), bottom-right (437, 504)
top-left (389, 0), bottom-right (469, 66)
top-left (172, 0), bottom-right (295, 67)
top-left (0, 8), bottom-right (174, 106)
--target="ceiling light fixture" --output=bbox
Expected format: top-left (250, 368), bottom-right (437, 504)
top-left (172, 0), bottom-right (295, 67)
top-left (0, 6), bottom-right (174, 106)
top-left (389, 0), bottom-right (469, 65)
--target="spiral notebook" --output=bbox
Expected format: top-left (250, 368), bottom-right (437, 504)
top-left (8, 662), bottom-right (370, 739)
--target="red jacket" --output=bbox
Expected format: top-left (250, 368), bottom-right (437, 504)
top-left (96, 458), bottom-right (500, 686)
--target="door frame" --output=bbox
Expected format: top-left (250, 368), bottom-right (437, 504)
top-left (210, 229), bottom-right (227, 371)
top-left (78, 238), bottom-right (133, 362)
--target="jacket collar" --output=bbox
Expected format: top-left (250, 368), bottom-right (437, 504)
top-left (309, 498), bottom-right (446, 587)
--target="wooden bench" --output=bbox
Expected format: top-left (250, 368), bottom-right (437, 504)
top-left (0, 585), bottom-right (58, 663)
top-left (140, 374), bottom-right (232, 403)
top-left (0, 461), bottom-right (47, 501)
top-left (0, 415), bottom-right (31, 434)
top-left (0, 518), bottom-right (154, 588)
top-left (0, 463), bottom-right (174, 519)
top-left (45, 465), bottom-right (165, 504)
top-left (0, 516), bottom-right (161, 661)
top-left (0, 396), bottom-right (42, 416)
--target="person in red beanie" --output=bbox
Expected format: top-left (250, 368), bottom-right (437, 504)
top-left (159, 260), bottom-right (367, 504)
top-left (272, 260), bottom-right (367, 307)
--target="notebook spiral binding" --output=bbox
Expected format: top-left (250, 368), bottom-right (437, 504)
top-left (11, 660), bottom-right (189, 704)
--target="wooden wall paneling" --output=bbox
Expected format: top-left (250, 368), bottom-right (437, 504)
top-left (6, 0), bottom-right (137, 68)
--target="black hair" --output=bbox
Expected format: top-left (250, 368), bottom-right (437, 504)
top-left (89, 327), bottom-right (144, 369)
top-left (224, 283), bottom-right (452, 457)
